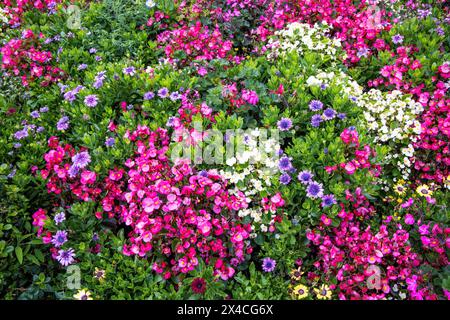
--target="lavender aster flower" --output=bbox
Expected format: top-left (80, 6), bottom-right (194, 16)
top-left (84, 94), bottom-right (98, 107)
top-left (54, 212), bottom-right (66, 225)
top-left (89, 48), bottom-right (97, 54)
top-left (63, 90), bottom-right (76, 102)
top-left (52, 230), bottom-right (68, 247)
top-left (278, 156), bottom-right (292, 171)
top-left (357, 48), bottom-right (370, 58)
top-left (262, 257), bottom-right (276, 272)
top-left (105, 137), bottom-right (115, 147)
top-left (30, 110), bottom-right (40, 118)
top-left (306, 181), bottom-right (324, 199)
top-left (72, 151), bottom-right (91, 168)
top-left (323, 108), bottom-right (336, 120)
top-left (14, 128), bottom-right (28, 140)
top-left (337, 113), bottom-right (347, 120)
top-left (169, 91), bottom-right (181, 101)
top-left (57, 248), bottom-right (75, 266)
top-left (297, 170), bottom-right (313, 185)
top-left (392, 34), bottom-right (404, 44)
top-left (309, 100), bottom-right (323, 111)
top-left (123, 66), bottom-right (136, 76)
top-left (40, 106), bottom-right (49, 113)
top-left (158, 87), bottom-right (169, 98)
top-left (78, 63), bottom-right (88, 71)
top-left (68, 165), bottom-right (80, 178)
top-left (57, 116), bottom-right (70, 131)
top-left (277, 117), bottom-right (293, 131)
top-left (279, 173), bottom-right (291, 185)
top-left (143, 91), bottom-right (155, 100)
top-left (311, 114), bottom-right (323, 127)
top-left (321, 194), bottom-right (337, 207)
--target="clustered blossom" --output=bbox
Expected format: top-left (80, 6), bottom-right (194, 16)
top-left (305, 188), bottom-right (448, 300)
top-left (1, 29), bottom-right (63, 86)
top-left (96, 127), bottom-right (254, 280)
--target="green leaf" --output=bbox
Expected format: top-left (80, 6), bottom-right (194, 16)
top-left (15, 246), bottom-right (23, 264)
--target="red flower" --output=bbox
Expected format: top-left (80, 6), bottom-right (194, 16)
top-left (191, 277), bottom-right (207, 294)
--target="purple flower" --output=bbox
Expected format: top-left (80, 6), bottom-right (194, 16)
top-left (357, 48), bottom-right (369, 58)
top-left (262, 257), bottom-right (276, 272)
top-left (13, 128), bottom-right (28, 140)
top-left (158, 87), bottom-right (169, 98)
top-left (95, 55), bottom-right (102, 62)
top-left (30, 110), bottom-right (40, 118)
top-left (436, 27), bottom-right (445, 36)
top-left (123, 66), bottom-right (136, 76)
top-left (54, 212), bottom-right (66, 225)
top-left (306, 181), bottom-right (324, 199)
top-left (51, 230), bottom-right (68, 247)
top-left (298, 170), bottom-right (313, 185)
top-left (63, 90), bottom-right (76, 102)
top-left (323, 108), bottom-right (336, 120)
top-left (309, 100), bottom-right (323, 111)
top-left (78, 64), bottom-right (88, 71)
top-left (57, 248), bottom-right (75, 266)
top-left (36, 126), bottom-right (45, 133)
top-left (84, 94), bottom-right (98, 107)
top-left (72, 151), bottom-right (91, 168)
top-left (278, 156), bottom-right (292, 171)
top-left (68, 165), bottom-right (80, 178)
top-left (279, 173), bottom-right (291, 185)
top-left (337, 113), bottom-right (346, 120)
top-left (321, 194), bottom-right (337, 207)
top-left (170, 91), bottom-right (181, 101)
top-left (392, 34), bottom-right (404, 44)
top-left (40, 106), bottom-right (49, 113)
top-left (57, 116), bottom-right (70, 131)
top-left (105, 137), bottom-right (115, 147)
top-left (320, 83), bottom-right (327, 90)
top-left (311, 114), bottom-right (323, 127)
top-left (143, 91), bottom-right (155, 100)
top-left (89, 48), bottom-right (97, 54)
top-left (277, 117), bottom-right (293, 131)
top-left (14, 143), bottom-right (21, 148)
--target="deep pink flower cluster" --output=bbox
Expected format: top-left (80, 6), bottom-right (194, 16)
top-left (157, 21), bottom-right (236, 65)
top-left (1, 29), bottom-right (63, 86)
top-left (255, 0), bottom-right (392, 64)
top-left (40, 136), bottom-right (102, 201)
top-left (221, 82), bottom-right (259, 108)
top-left (325, 128), bottom-right (381, 177)
top-left (97, 126), bottom-right (253, 280)
top-left (1, 0), bottom-right (61, 26)
top-left (306, 188), bottom-right (441, 300)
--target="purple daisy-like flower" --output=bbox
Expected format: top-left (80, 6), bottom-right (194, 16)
top-left (51, 230), bottom-right (68, 247)
top-left (309, 100), bottom-right (323, 111)
top-left (105, 137), bottom-right (115, 147)
top-left (321, 194), bottom-right (337, 207)
top-left (277, 117), bottom-right (293, 131)
top-left (337, 113), bottom-right (347, 120)
top-left (279, 173), bottom-right (291, 185)
top-left (54, 212), bottom-right (66, 225)
top-left (306, 181), bottom-right (324, 199)
top-left (89, 48), bottom-right (97, 54)
top-left (143, 91), bottom-right (155, 100)
top-left (72, 151), bottom-right (91, 168)
top-left (57, 248), bottom-right (75, 266)
top-left (436, 27), bottom-right (445, 36)
top-left (84, 94), bottom-right (98, 107)
top-left (14, 128), bottom-right (28, 140)
top-left (158, 87), bottom-right (169, 98)
top-left (278, 156), bottom-right (292, 171)
top-left (320, 83), bottom-right (328, 90)
top-left (357, 47), bottom-right (370, 58)
top-left (30, 110), bottom-right (40, 118)
top-left (40, 106), bottom-right (49, 113)
top-left (63, 90), bottom-right (76, 102)
top-left (262, 257), bottom-right (276, 272)
top-left (392, 34), bottom-right (404, 44)
top-left (311, 114), bottom-right (323, 127)
top-left (169, 91), bottom-right (181, 101)
top-left (298, 170), bottom-right (314, 185)
top-left (78, 63), bottom-right (88, 71)
top-left (68, 165), bottom-right (80, 178)
top-left (57, 116), bottom-right (70, 131)
top-left (323, 108), bottom-right (336, 120)
top-left (123, 66), bottom-right (136, 76)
